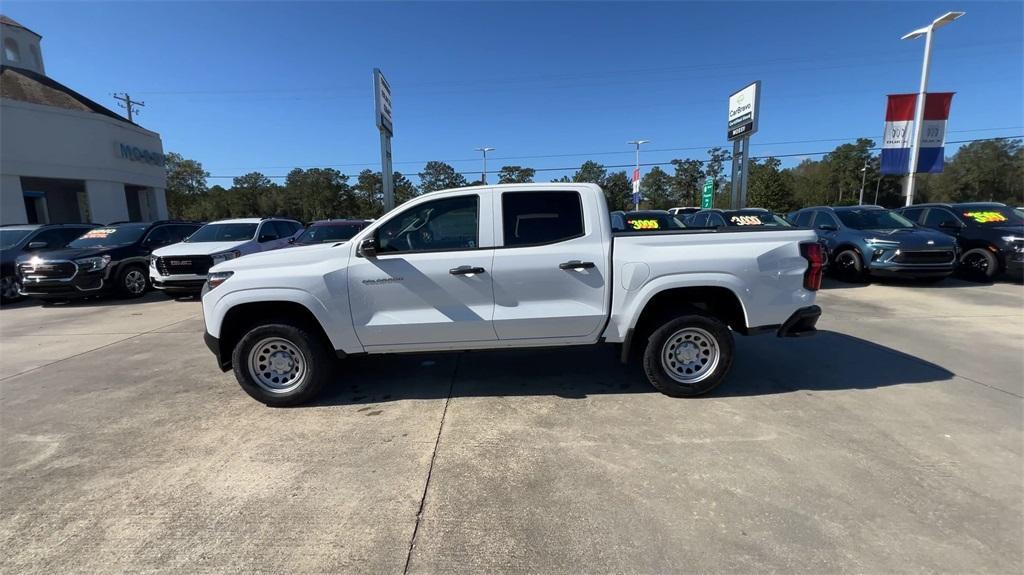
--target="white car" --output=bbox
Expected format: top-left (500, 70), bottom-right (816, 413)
top-left (201, 183), bottom-right (823, 406)
top-left (150, 218), bottom-right (302, 295)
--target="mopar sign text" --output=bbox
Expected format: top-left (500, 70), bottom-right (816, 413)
top-left (117, 143), bottom-right (166, 167)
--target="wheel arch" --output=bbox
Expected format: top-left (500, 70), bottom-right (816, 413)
top-left (622, 285), bottom-right (747, 362)
top-left (218, 300), bottom-right (337, 371)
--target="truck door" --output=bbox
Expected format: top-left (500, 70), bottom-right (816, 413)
top-left (347, 192), bottom-right (497, 347)
top-left (490, 189), bottom-right (610, 342)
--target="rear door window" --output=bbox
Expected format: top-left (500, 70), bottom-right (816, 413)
top-left (795, 211), bottom-right (815, 227)
top-left (901, 207), bottom-right (925, 223)
top-left (501, 191), bottom-right (584, 246)
top-left (924, 208), bottom-right (959, 228)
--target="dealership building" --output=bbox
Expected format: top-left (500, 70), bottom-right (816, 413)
top-left (0, 15), bottom-right (168, 225)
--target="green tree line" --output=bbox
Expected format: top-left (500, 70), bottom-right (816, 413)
top-left (165, 138), bottom-right (1022, 221)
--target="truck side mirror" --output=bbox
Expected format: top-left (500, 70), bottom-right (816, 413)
top-left (27, 241), bottom-right (48, 249)
top-left (358, 236), bottom-right (377, 257)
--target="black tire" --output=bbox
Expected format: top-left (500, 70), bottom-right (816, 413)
top-left (116, 265), bottom-right (149, 298)
top-left (959, 248), bottom-right (998, 281)
top-left (642, 313), bottom-right (734, 397)
top-left (832, 249), bottom-right (866, 283)
top-left (1, 275), bottom-right (23, 304)
top-left (231, 322), bottom-right (333, 407)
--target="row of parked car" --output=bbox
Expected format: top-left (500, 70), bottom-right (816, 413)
top-left (614, 201), bottom-right (1023, 282)
top-left (0, 218), bottom-right (371, 303)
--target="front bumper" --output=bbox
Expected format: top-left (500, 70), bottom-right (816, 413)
top-left (867, 264), bottom-right (954, 278)
top-left (151, 269), bottom-right (207, 293)
top-left (204, 331), bottom-right (231, 372)
top-left (777, 305), bottom-right (821, 338)
top-left (1004, 250), bottom-right (1024, 276)
top-left (19, 268), bottom-right (112, 298)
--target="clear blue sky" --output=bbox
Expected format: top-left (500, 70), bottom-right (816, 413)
top-left (5, 1), bottom-right (1022, 184)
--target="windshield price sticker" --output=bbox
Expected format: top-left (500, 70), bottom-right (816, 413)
top-left (83, 228), bottom-right (116, 238)
top-left (963, 211), bottom-right (1007, 223)
top-left (730, 215), bottom-right (763, 226)
top-left (628, 219), bottom-right (660, 230)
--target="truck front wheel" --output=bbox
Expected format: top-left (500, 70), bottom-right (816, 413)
top-left (642, 314), bottom-right (734, 397)
top-left (231, 322), bottom-right (333, 406)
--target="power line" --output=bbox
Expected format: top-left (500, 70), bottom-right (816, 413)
top-left (205, 135), bottom-right (1021, 180)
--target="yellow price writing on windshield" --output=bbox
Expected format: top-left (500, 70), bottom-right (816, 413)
top-left (730, 215), bottom-right (763, 226)
top-left (963, 211), bottom-right (1007, 223)
top-left (628, 219), bottom-right (660, 230)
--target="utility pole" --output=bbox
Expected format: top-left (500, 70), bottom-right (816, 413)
top-left (627, 140), bottom-right (649, 210)
top-left (475, 147), bottom-right (495, 184)
top-left (858, 159), bottom-right (868, 205)
top-left (113, 93), bottom-right (144, 122)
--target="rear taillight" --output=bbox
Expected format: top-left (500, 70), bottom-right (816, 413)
top-left (800, 242), bottom-right (823, 291)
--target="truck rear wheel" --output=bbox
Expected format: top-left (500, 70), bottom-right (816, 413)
top-left (642, 314), bottom-right (734, 397)
top-left (231, 322), bottom-right (333, 406)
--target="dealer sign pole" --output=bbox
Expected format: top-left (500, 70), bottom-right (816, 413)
top-left (726, 81), bottom-right (760, 210)
top-left (374, 68), bottom-right (395, 212)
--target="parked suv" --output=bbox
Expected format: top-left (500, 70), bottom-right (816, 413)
top-left (791, 206), bottom-right (957, 282)
top-left (897, 202), bottom-right (1024, 280)
top-left (1, 223), bottom-right (99, 302)
top-left (150, 218), bottom-right (302, 295)
top-left (288, 219), bottom-right (370, 247)
top-left (17, 221), bottom-right (202, 300)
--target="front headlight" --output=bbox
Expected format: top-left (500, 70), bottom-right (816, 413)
top-left (75, 255), bottom-right (111, 272)
top-left (211, 250), bottom-right (242, 265)
top-left (207, 271), bottom-right (233, 290)
top-left (1001, 236), bottom-right (1024, 252)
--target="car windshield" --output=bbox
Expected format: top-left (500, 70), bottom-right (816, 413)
top-left (958, 206), bottom-right (1024, 226)
top-left (721, 211), bottom-right (792, 227)
top-left (295, 223), bottom-right (365, 244)
top-left (623, 213), bottom-right (686, 231)
top-left (185, 223), bottom-right (258, 242)
top-left (0, 229), bottom-right (34, 250)
top-left (836, 210), bottom-right (915, 230)
top-left (67, 225), bottom-right (148, 248)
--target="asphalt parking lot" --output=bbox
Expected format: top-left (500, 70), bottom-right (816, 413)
top-left (1, 278), bottom-right (1022, 574)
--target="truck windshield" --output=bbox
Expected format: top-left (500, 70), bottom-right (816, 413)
top-left (295, 223), bottom-right (366, 244)
top-left (185, 223), bottom-right (258, 242)
top-left (68, 225), bottom-right (149, 248)
top-left (0, 229), bottom-right (33, 250)
top-left (959, 207), bottom-right (1024, 226)
top-left (721, 211), bottom-right (792, 227)
top-left (837, 210), bottom-right (915, 230)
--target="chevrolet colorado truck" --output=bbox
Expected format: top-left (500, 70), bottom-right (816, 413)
top-left (202, 184), bottom-right (823, 406)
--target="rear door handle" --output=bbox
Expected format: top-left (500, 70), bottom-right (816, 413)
top-left (449, 265), bottom-right (486, 275)
top-left (559, 260), bottom-right (595, 270)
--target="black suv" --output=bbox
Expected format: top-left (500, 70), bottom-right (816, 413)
top-left (16, 220), bottom-right (202, 300)
top-left (1, 223), bottom-right (99, 303)
top-left (897, 202), bottom-right (1024, 280)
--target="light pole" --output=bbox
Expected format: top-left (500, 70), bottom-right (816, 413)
top-left (901, 11), bottom-right (965, 207)
top-left (858, 159), bottom-right (868, 205)
top-left (627, 139), bottom-right (649, 210)
top-left (873, 175), bottom-right (883, 206)
top-left (475, 147), bottom-right (495, 184)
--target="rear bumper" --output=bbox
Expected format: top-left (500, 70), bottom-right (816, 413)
top-left (777, 305), bottom-right (821, 338)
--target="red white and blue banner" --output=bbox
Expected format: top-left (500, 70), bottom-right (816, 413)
top-left (880, 92), bottom-right (954, 175)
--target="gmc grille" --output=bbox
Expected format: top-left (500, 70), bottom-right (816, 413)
top-left (155, 255), bottom-right (214, 276)
top-left (894, 250), bottom-right (955, 265)
top-left (18, 261), bottom-right (77, 280)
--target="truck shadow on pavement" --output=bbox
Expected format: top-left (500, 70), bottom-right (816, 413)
top-left (310, 330), bottom-right (953, 406)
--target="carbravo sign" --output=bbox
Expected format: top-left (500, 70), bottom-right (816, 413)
top-left (727, 81), bottom-right (760, 141)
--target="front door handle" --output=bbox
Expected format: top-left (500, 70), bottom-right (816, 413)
top-left (559, 260), bottom-right (595, 270)
top-left (450, 265), bottom-right (486, 275)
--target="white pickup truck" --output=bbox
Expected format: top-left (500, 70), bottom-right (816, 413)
top-left (201, 183), bottom-right (823, 406)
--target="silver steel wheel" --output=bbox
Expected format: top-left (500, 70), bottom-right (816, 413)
top-left (124, 269), bottom-right (147, 294)
top-left (247, 337), bottom-right (307, 394)
top-left (660, 326), bottom-right (720, 384)
top-left (1, 276), bottom-right (21, 300)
